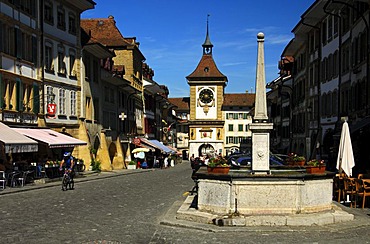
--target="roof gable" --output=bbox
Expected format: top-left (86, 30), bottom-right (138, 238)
top-left (81, 16), bottom-right (130, 47)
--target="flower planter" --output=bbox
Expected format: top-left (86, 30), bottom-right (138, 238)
top-left (207, 166), bottom-right (230, 174)
top-left (127, 164), bottom-right (136, 170)
top-left (295, 160), bottom-right (306, 166)
top-left (306, 165), bottom-right (326, 174)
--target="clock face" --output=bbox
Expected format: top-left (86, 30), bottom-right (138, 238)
top-left (199, 89), bottom-right (214, 104)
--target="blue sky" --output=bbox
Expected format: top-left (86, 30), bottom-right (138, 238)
top-left (82, 0), bottom-right (315, 98)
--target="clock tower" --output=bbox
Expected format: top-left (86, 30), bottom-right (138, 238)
top-left (186, 17), bottom-right (228, 158)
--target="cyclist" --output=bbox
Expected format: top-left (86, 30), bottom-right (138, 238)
top-left (59, 152), bottom-right (75, 183)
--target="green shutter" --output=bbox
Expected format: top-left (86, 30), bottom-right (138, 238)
top-left (15, 28), bottom-right (22, 59)
top-left (33, 83), bottom-right (40, 114)
top-left (32, 36), bottom-right (37, 64)
top-left (16, 78), bottom-right (22, 111)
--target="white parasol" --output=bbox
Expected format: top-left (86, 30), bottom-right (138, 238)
top-left (336, 121), bottom-right (355, 177)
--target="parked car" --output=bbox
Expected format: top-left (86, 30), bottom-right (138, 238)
top-left (228, 153), bottom-right (285, 169)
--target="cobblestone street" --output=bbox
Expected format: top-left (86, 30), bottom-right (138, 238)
top-left (1, 162), bottom-right (370, 244)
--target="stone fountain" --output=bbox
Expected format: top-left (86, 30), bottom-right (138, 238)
top-left (176, 33), bottom-right (354, 226)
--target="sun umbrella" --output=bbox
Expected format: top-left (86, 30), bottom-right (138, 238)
top-left (336, 121), bottom-right (355, 177)
top-left (132, 147), bottom-right (150, 153)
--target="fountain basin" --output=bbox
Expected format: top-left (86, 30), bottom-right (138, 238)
top-left (195, 167), bottom-right (336, 215)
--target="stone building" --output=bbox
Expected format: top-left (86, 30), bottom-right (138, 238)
top-left (0, 0), bottom-right (94, 163)
top-left (267, 0), bottom-right (370, 174)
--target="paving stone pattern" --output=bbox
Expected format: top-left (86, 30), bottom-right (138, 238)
top-left (0, 162), bottom-right (370, 243)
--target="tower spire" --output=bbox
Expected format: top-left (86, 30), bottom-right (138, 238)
top-left (202, 14), bottom-right (213, 55)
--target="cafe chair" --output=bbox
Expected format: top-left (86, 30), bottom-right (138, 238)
top-left (0, 171), bottom-right (6, 190)
top-left (343, 177), bottom-right (356, 207)
top-left (333, 176), bottom-right (344, 202)
top-left (354, 178), bottom-right (370, 209)
top-left (16, 171), bottom-right (28, 187)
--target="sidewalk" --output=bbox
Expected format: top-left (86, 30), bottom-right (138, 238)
top-left (0, 168), bottom-right (153, 196)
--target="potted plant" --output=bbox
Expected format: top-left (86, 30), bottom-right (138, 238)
top-left (306, 159), bottom-right (326, 174)
top-left (207, 157), bottom-right (230, 174)
top-left (127, 161), bottom-right (136, 170)
top-left (287, 153), bottom-right (306, 166)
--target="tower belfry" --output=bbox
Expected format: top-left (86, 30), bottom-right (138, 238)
top-left (202, 14), bottom-right (213, 55)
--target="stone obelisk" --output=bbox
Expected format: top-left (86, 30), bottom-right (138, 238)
top-left (249, 32), bottom-right (273, 174)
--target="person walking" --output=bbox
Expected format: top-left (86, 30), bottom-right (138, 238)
top-left (164, 156), bottom-right (169, 168)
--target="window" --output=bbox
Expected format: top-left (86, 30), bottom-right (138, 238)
top-left (57, 45), bottom-right (65, 74)
top-left (334, 15), bottom-right (338, 37)
top-left (228, 124), bottom-right (234, 132)
top-left (70, 91), bottom-right (76, 116)
top-left (57, 6), bottom-right (66, 30)
top-left (44, 1), bottom-right (54, 25)
top-left (233, 113), bottom-right (238, 119)
top-left (46, 86), bottom-right (54, 104)
top-left (68, 13), bottom-right (76, 35)
top-left (322, 20), bottom-right (327, 45)
top-left (245, 124), bottom-right (249, 132)
top-left (69, 49), bottom-right (76, 76)
top-left (328, 16), bottom-right (333, 41)
top-left (238, 124), bottom-right (243, 132)
top-left (59, 89), bottom-right (66, 114)
top-left (227, 137), bottom-right (234, 144)
top-left (45, 41), bottom-right (53, 71)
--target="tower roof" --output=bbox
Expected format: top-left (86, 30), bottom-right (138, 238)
top-left (186, 55), bottom-right (227, 82)
top-left (187, 15), bottom-right (227, 83)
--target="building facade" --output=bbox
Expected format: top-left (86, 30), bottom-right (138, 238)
top-left (268, 0), bottom-right (370, 174)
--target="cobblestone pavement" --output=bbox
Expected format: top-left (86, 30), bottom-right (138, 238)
top-left (0, 162), bottom-right (370, 244)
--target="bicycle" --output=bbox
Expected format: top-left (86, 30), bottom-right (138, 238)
top-left (61, 168), bottom-right (74, 191)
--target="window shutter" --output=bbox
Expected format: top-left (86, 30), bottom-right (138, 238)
top-left (15, 28), bottom-right (22, 59)
top-left (16, 78), bottom-right (22, 111)
top-left (32, 36), bottom-right (37, 64)
top-left (33, 83), bottom-right (40, 114)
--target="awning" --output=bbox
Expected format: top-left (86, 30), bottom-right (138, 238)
top-left (0, 122), bottom-right (38, 153)
top-left (148, 139), bottom-right (174, 153)
top-left (139, 138), bottom-right (175, 154)
top-left (166, 145), bottom-right (181, 155)
top-left (13, 128), bottom-right (87, 148)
